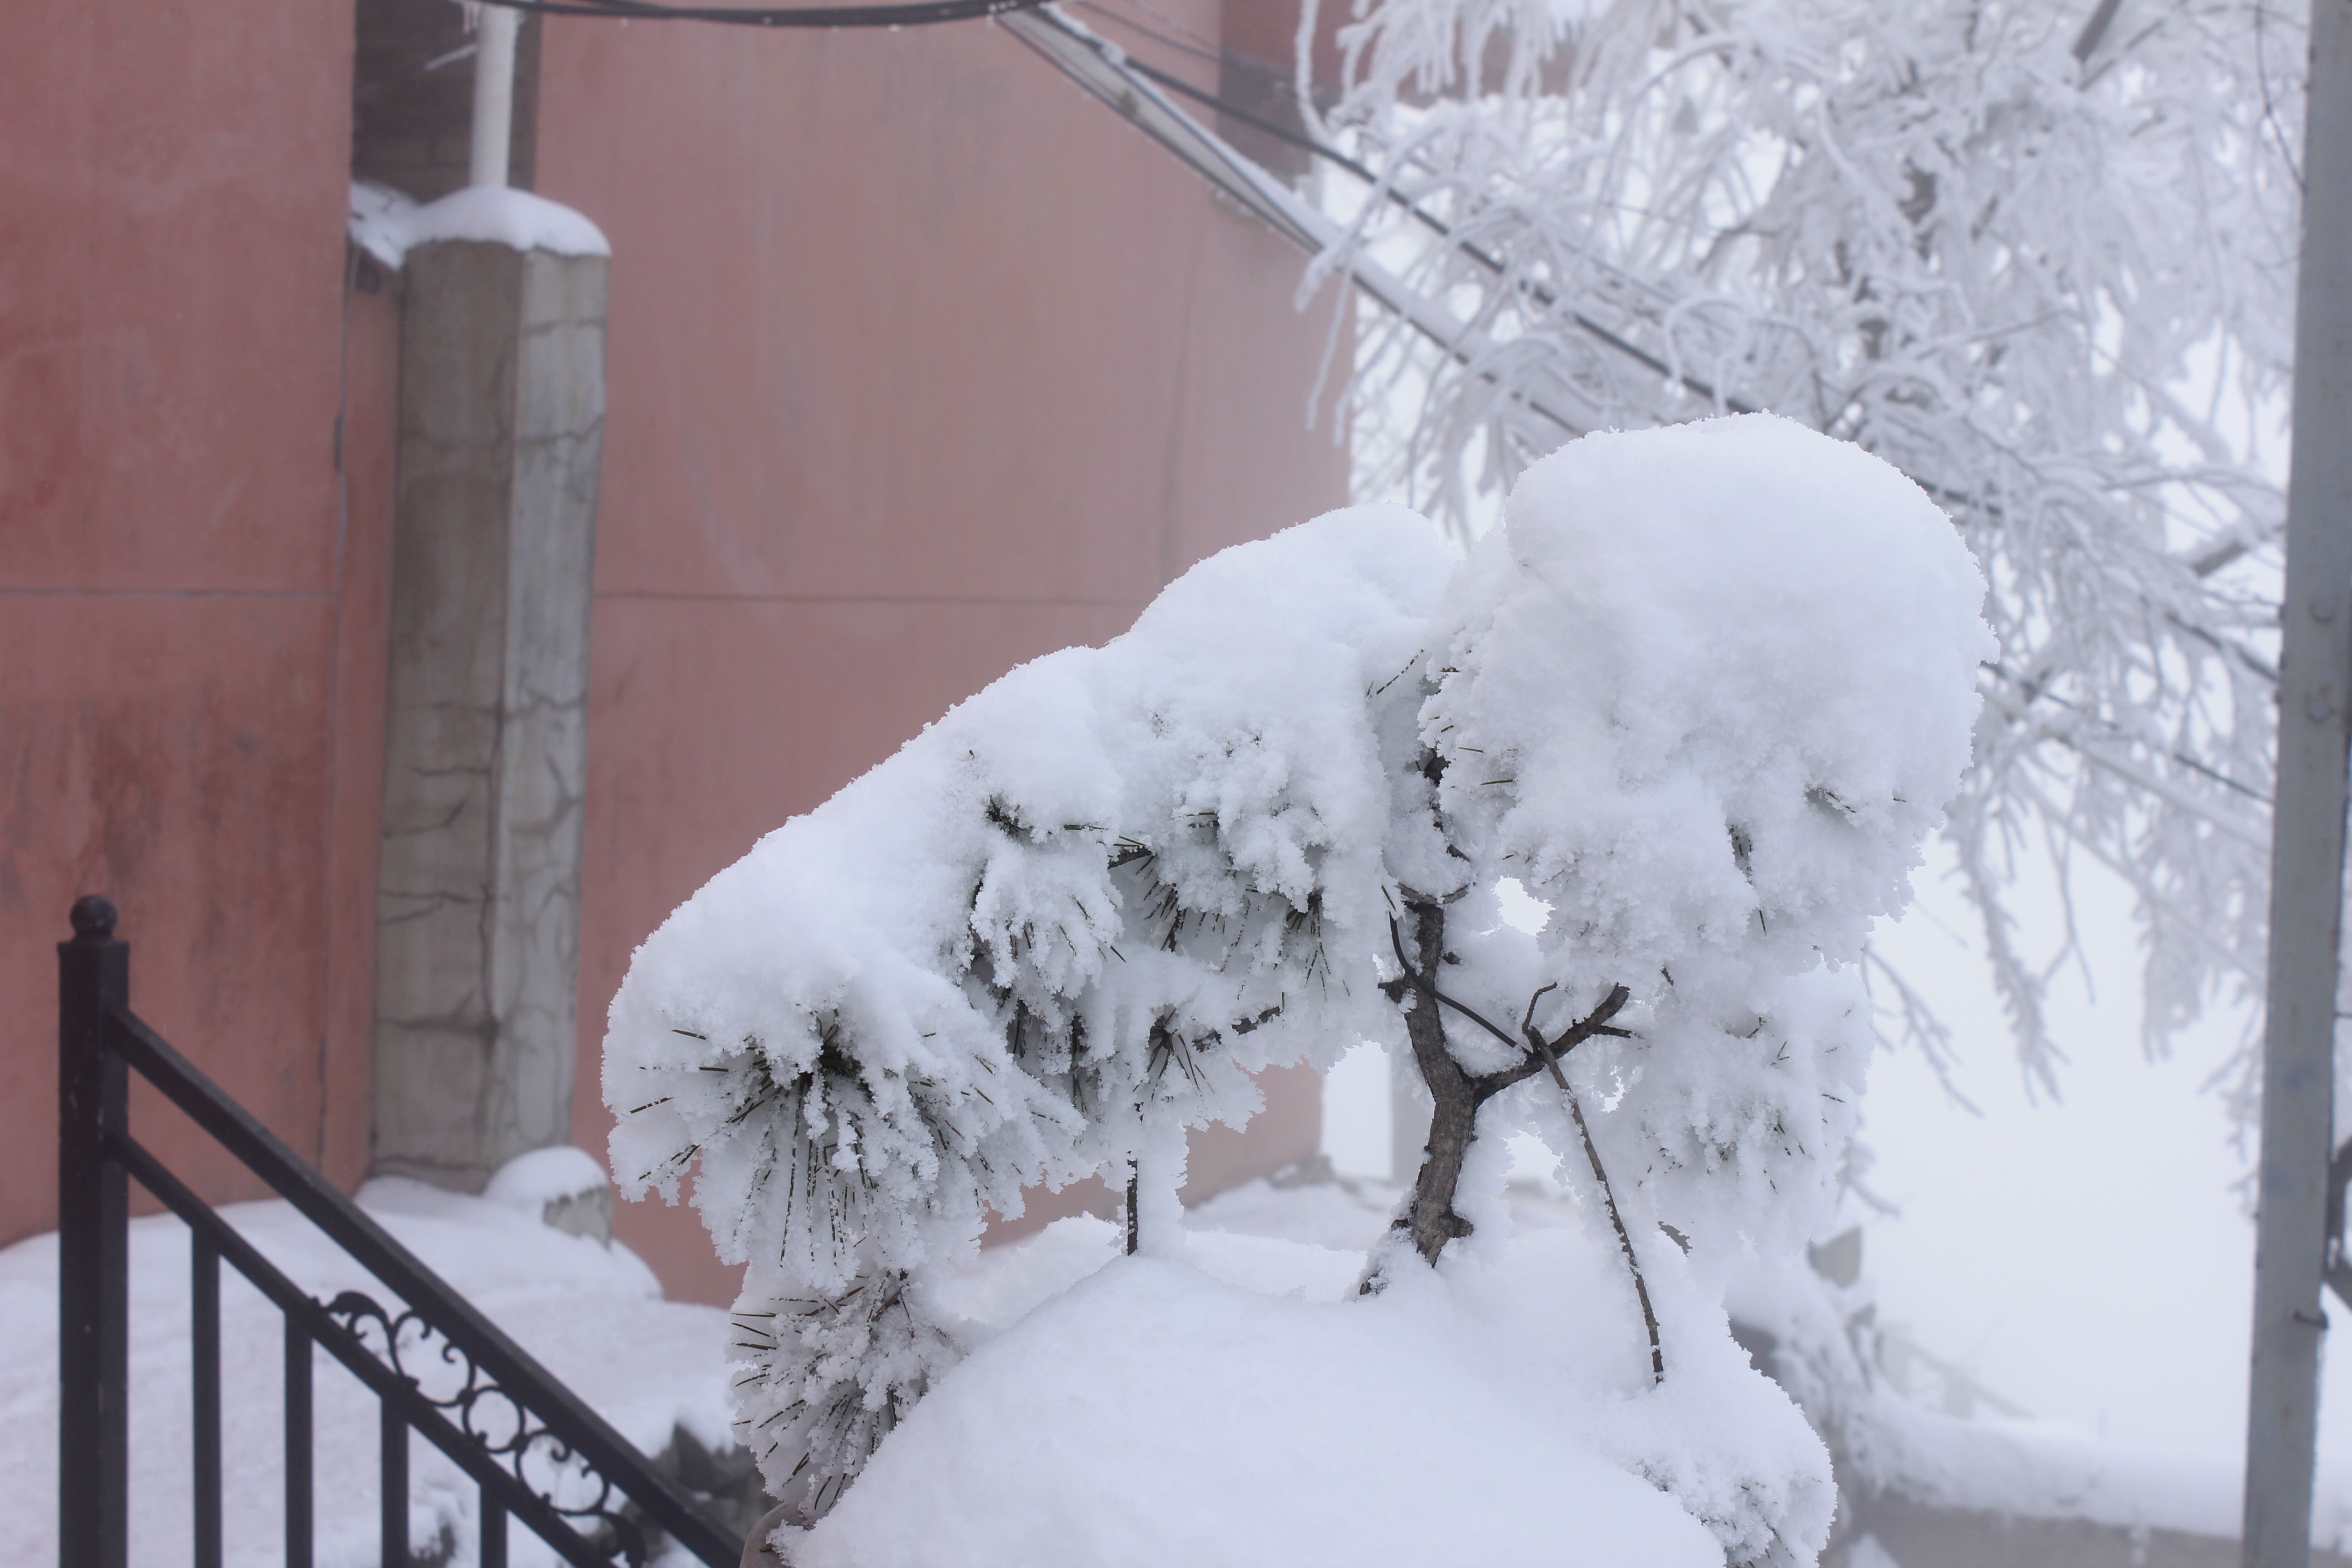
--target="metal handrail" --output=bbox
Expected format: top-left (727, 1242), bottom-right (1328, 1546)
top-left (58, 895), bottom-right (745, 1568)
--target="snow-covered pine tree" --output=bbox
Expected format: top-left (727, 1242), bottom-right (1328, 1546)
top-left (603, 502), bottom-right (1449, 1518)
top-left (603, 415), bottom-right (1990, 1542)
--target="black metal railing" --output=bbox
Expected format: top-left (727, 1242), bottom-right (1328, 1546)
top-left (58, 896), bottom-right (746, 1568)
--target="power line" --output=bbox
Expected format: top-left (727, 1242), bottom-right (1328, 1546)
top-left (1069, 1), bottom-right (1225, 70)
top-left (475, 0), bottom-right (1044, 27)
top-left (470, 0), bottom-right (1694, 436)
top-left (1013, 10), bottom-right (1752, 418)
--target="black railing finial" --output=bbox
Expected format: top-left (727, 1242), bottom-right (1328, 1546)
top-left (59, 891), bottom-right (130, 1568)
top-left (70, 895), bottom-right (118, 941)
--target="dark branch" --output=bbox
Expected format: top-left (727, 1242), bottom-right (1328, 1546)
top-left (1439, 981), bottom-right (1635, 1101)
top-left (2072, 0), bottom-right (2125, 63)
top-left (1372, 813), bottom-right (1655, 1375)
top-left (1432, 989), bottom-right (1519, 1051)
top-left (1545, 983), bottom-right (1634, 1054)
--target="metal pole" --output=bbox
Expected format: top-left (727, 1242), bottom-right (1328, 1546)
top-left (2244, 3), bottom-right (2352, 1562)
top-left (468, 3), bottom-right (519, 189)
top-left (59, 896), bottom-right (128, 1568)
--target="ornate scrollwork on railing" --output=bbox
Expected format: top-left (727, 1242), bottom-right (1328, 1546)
top-left (323, 1291), bottom-right (653, 1567)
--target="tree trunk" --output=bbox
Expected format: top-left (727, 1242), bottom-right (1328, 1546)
top-left (1390, 897), bottom-right (1482, 1267)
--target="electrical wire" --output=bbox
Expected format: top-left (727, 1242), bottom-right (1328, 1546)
top-left (475, 0), bottom-right (1044, 26)
top-left (1100, 44), bottom-right (1752, 414)
top-left (1069, 0), bottom-right (1224, 69)
top-left (481, 0), bottom-right (1738, 417)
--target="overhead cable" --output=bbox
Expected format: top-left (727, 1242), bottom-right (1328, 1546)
top-left (473, 0), bottom-right (1044, 27)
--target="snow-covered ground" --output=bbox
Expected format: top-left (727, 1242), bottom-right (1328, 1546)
top-left (1191, 1177), bottom-right (2352, 1551)
top-left (793, 1186), bottom-right (1830, 1568)
top-left (780, 1170), bottom-right (2352, 1563)
top-left (0, 1172), bottom-right (735, 1568)
top-left (11, 1145), bottom-right (2350, 1565)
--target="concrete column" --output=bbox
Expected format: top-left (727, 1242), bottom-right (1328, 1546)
top-left (372, 239), bottom-right (607, 1191)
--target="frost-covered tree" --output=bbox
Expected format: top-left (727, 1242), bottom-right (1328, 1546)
top-left (604, 415), bottom-right (1990, 1549)
top-left (1304, 0), bottom-right (2297, 1094)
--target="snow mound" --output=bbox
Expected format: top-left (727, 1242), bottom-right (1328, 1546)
top-left (483, 1143), bottom-right (610, 1210)
top-left (793, 1217), bottom-right (1829, 1568)
top-left (1722, 1256), bottom-right (2352, 1551)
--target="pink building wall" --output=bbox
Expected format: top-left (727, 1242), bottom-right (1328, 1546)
top-left (537, 6), bottom-right (1349, 1301)
top-left (1, 0), bottom-right (1346, 1308)
top-left (0, 0), bottom-right (391, 1233)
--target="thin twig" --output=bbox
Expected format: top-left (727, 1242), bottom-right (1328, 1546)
top-left (1433, 989), bottom-right (1519, 1049)
top-left (1521, 987), bottom-right (1662, 1383)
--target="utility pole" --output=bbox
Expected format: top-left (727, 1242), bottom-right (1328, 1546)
top-left (2243, 3), bottom-right (2352, 1564)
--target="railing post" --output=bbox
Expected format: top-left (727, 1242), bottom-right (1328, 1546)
top-left (59, 894), bottom-right (128, 1568)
